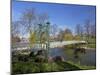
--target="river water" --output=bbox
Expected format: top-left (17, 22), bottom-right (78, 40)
top-left (49, 48), bottom-right (96, 66)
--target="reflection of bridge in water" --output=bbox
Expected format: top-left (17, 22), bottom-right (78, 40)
top-left (12, 41), bottom-right (87, 51)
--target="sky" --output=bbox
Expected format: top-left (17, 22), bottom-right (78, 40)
top-left (12, 0), bottom-right (96, 36)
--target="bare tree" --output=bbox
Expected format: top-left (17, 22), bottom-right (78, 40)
top-left (19, 8), bottom-right (49, 45)
top-left (58, 29), bottom-right (64, 42)
top-left (11, 21), bottom-right (21, 43)
top-left (90, 24), bottom-right (96, 38)
top-left (64, 28), bottom-right (72, 35)
top-left (84, 20), bottom-right (91, 42)
top-left (50, 24), bottom-right (58, 41)
top-left (76, 24), bottom-right (81, 36)
top-left (20, 8), bottom-right (49, 34)
top-left (38, 13), bottom-right (49, 24)
top-left (75, 24), bottom-right (84, 40)
top-left (62, 28), bottom-right (73, 41)
top-left (11, 21), bottom-right (20, 36)
top-left (20, 8), bottom-right (37, 34)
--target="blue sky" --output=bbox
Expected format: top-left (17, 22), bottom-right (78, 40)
top-left (12, 0), bottom-right (96, 34)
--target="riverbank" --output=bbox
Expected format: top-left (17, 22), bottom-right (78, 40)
top-left (12, 47), bottom-right (96, 74)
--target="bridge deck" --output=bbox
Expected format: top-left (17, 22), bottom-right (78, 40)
top-left (12, 41), bottom-right (87, 51)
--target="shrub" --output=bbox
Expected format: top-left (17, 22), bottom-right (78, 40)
top-left (35, 55), bottom-right (45, 63)
top-left (29, 51), bottom-right (35, 57)
top-left (18, 55), bottom-right (29, 62)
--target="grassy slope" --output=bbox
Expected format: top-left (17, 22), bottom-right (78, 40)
top-left (12, 60), bottom-right (96, 74)
top-left (12, 61), bottom-right (81, 74)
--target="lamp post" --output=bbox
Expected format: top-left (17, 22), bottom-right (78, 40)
top-left (45, 22), bottom-right (50, 61)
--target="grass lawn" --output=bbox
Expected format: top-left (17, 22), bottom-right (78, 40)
top-left (12, 60), bottom-right (96, 74)
top-left (12, 61), bottom-right (82, 74)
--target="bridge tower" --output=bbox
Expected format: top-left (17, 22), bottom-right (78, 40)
top-left (34, 22), bottom-right (50, 61)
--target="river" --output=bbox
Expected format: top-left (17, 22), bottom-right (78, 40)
top-left (49, 48), bottom-right (96, 66)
